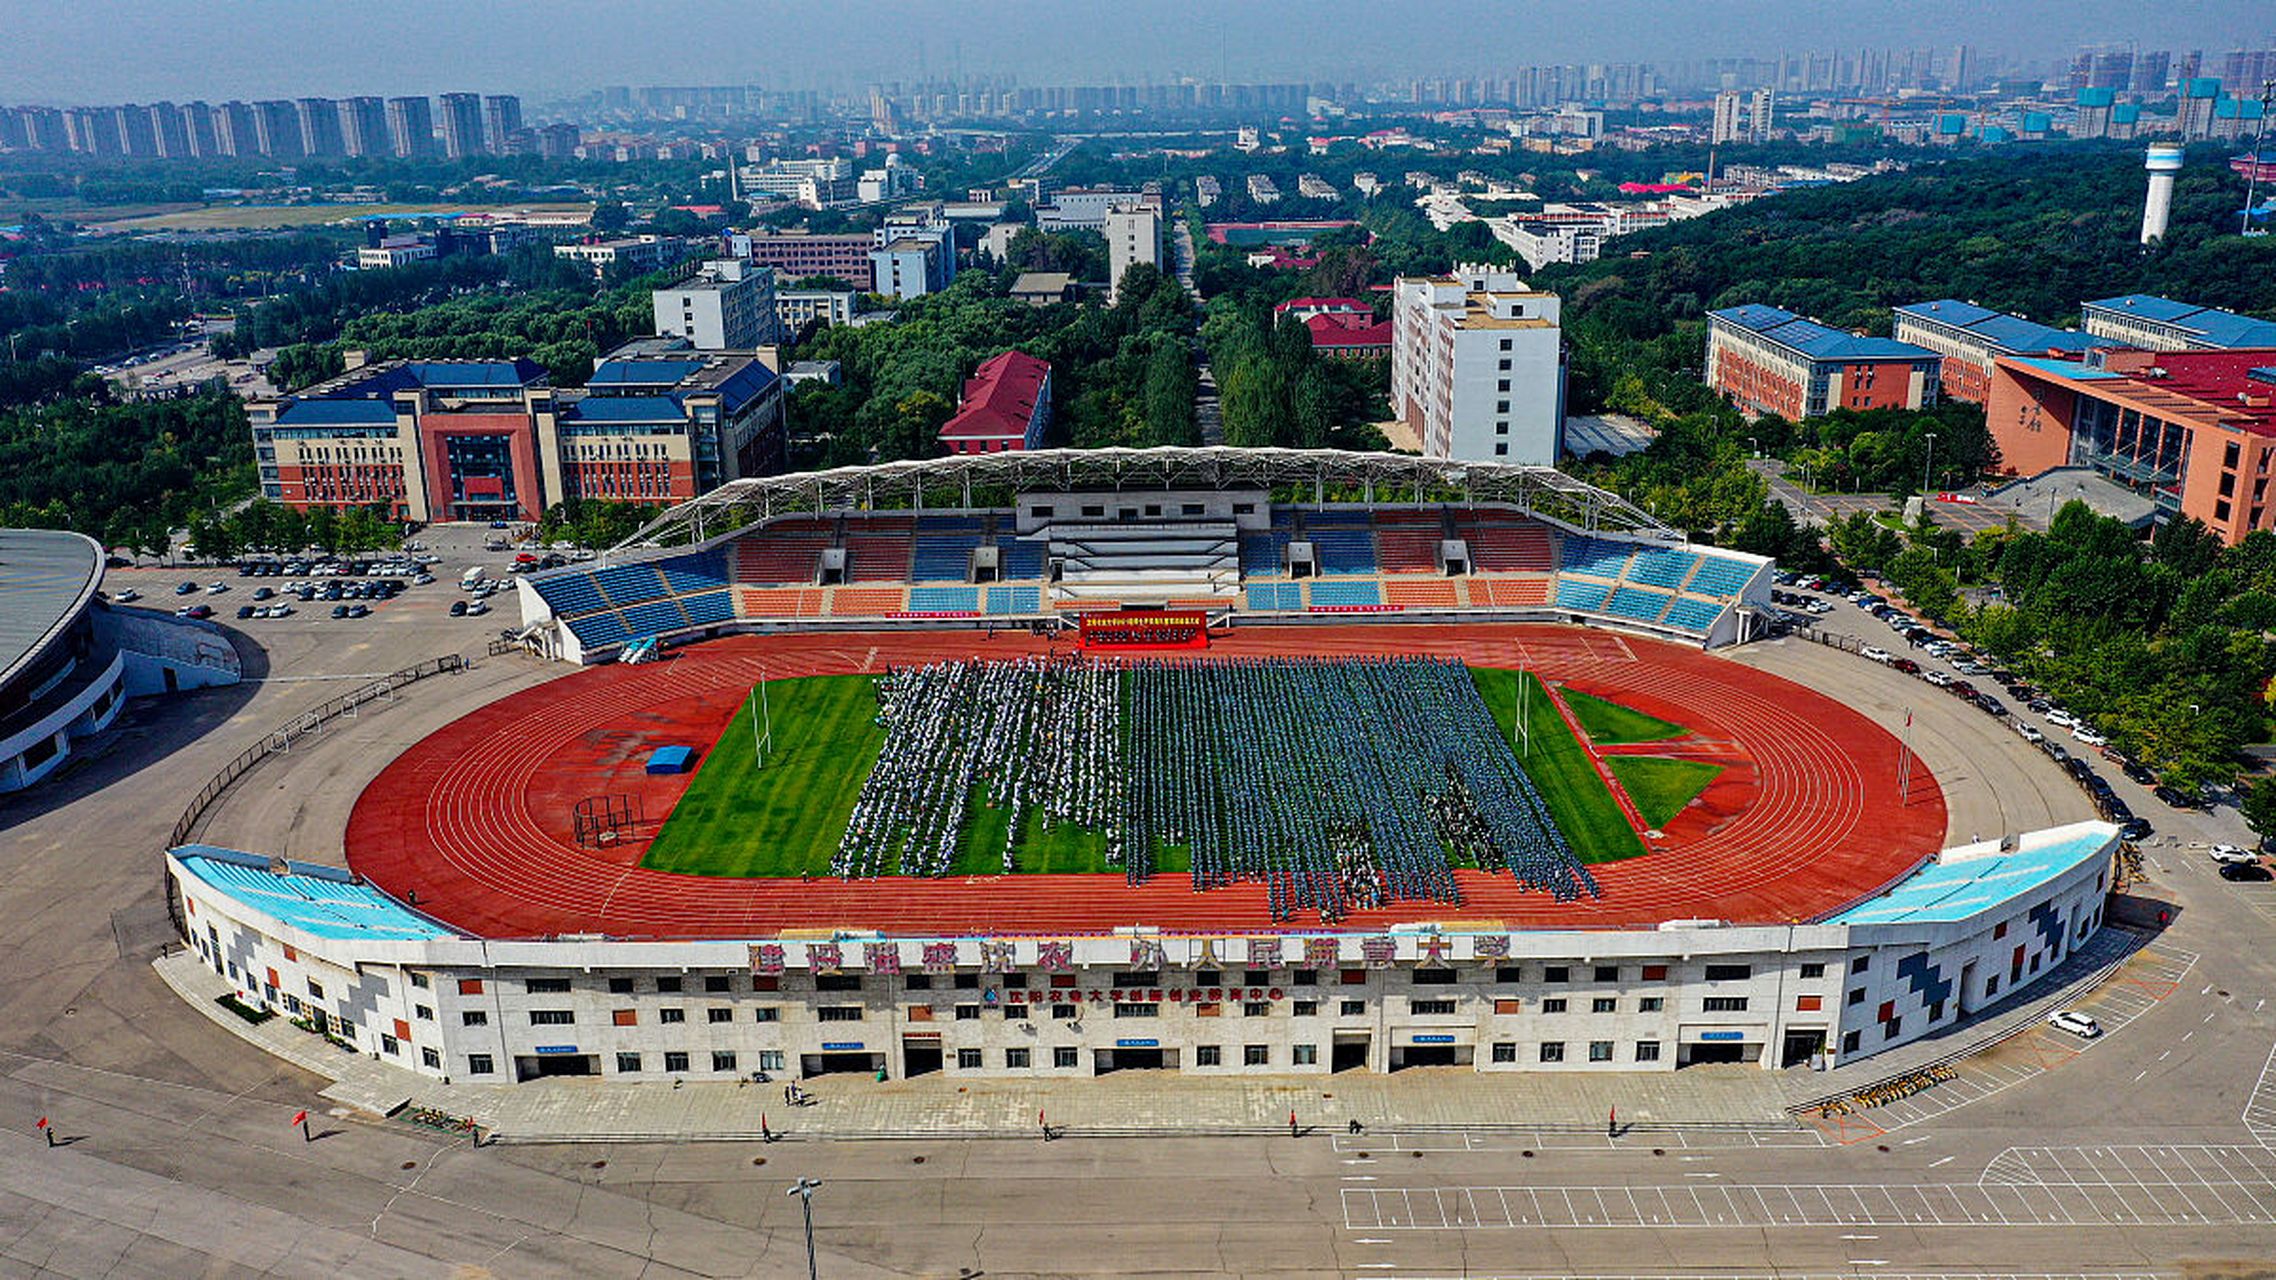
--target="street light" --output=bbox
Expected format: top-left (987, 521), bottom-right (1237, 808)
top-left (1746, 436), bottom-right (1760, 459)
top-left (1921, 432), bottom-right (1937, 500)
top-left (786, 1178), bottom-right (823, 1280)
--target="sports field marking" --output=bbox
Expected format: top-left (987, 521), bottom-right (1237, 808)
top-left (1605, 757), bottom-right (1723, 829)
top-left (1562, 689), bottom-right (1687, 744)
top-left (1470, 669), bottom-right (1645, 863)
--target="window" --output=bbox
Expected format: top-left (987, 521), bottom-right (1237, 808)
top-left (612, 1009), bottom-right (638, 1027)
top-left (712, 1051), bottom-right (737, 1072)
top-left (664, 1051), bottom-right (690, 1073)
top-left (528, 1010), bottom-right (573, 1025)
top-left (1640, 964), bottom-right (1667, 981)
top-left (1412, 968), bottom-right (1456, 985)
top-left (1702, 996), bottom-right (1749, 1013)
top-left (1293, 1000), bottom-right (1318, 1017)
top-left (1341, 969), bottom-right (1366, 985)
top-left (1003, 1003), bottom-right (1029, 1020)
top-left (1539, 1041), bottom-right (1566, 1063)
top-left (1638, 996), bottom-right (1664, 1013)
top-left (1543, 966), bottom-right (1569, 983)
top-left (816, 974), bottom-right (862, 992)
top-left (1006, 1048), bottom-right (1030, 1068)
top-left (306, 979), bottom-right (325, 1000)
top-left (1704, 963), bottom-right (1751, 982)
top-left (1993, 921), bottom-right (2008, 940)
top-left (1589, 1040), bottom-right (1614, 1062)
top-left (1496, 966), bottom-right (1524, 984)
top-left (461, 1010), bottom-right (488, 1027)
top-left (1113, 971), bottom-right (1160, 987)
top-left (753, 1007), bottom-right (779, 1022)
top-left (467, 1054), bottom-right (495, 1075)
top-left (1494, 443), bottom-right (1509, 456)
top-left (707, 1007), bottom-right (734, 1024)
top-left (1846, 987), bottom-right (1866, 1006)
top-left (1494, 997), bottom-right (1523, 1015)
top-left (608, 977), bottom-right (634, 994)
top-left (1883, 1017), bottom-right (1904, 1040)
top-left (955, 1004), bottom-right (981, 1020)
top-left (759, 1050), bottom-right (785, 1072)
top-left (1244, 969), bottom-right (1270, 985)
top-left (1243, 1002), bottom-right (1271, 1017)
top-left (1541, 997), bottom-right (1568, 1014)
top-left (1411, 999), bottom-right (1456, 1015)
top-left (1928, 1001), bottom-right (1946, 1022)
top-left (656, 976), bottom-right (682, 993)
top-left (381, 1034), bottom-right (400, 1056)
top-left (904, 974), bottom-right (933, 991)
top-left (659, 1007), bottom-right (685, 1024)
top-left (1498, 379), bottom-right (1511, 392)
top-left (1635, 1040), bottom-right (1661, 1062)
top-left (1194, 970), bottom-right (1221, 986)
top-left (1841, 1030), bottom-right (1861, 1053)
top-left (1795, 995), bottom-right (1823, 1012)
top-left (1851, 955), bottom-right (1870, 974)
top-left (818, 1006), bottom-right (863, 1022)
top-left (1798, 962), bottom-right (1826, 979)
top-left (1492, 1042), bottom-right (1517, 1063)
top-left (1292, 969), bottom-right (1318, 986)
top-left (1340, 1000), bottom-right (1366, 1016)
top-left (705, 975), bottom-right (732, 993)
top-left (525, 977), bottom-right (570, 994)
top-left (616, 1053), bottom-right (642, 1073)
top-left (1114, 1003), bottom-right (1159, 1018)
top-left (1054, 1047), bottom-right (1079, 1068)
top-left (1196, 1045), bottom-right (1223, 1066)
top-left (1293, 1044), bottom-right (1318, 1066)
top-left (1244, 1045), bottom-right (1269, 1066)
top-left (1592, 997), bottom-right (1616, 1014)
top-left (957, 1048), bottom-right (983, 1069)
top-left (409, 972), bottom-right (430, 990)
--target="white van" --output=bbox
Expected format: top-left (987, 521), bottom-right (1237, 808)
top-left (459, 566), bottom-right (488, 589)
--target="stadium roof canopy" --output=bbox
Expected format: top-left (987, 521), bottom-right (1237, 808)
top-left (615, 447), bottom-right (1678, 551)
top-left (0, 529), bottom-right (102, 692)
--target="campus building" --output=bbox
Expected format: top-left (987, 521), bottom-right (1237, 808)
top-left (1891, 300), bottom-right (2109, 404)
top-left (938, 351), bottom-right (1052, 455)
top-left (1705, 305), bottom-right (1940, 420)
top-left (1104, 205), bottom-right (1162, 302)
top-left (1391, 266), bottom-right (1567, 464)
top-left (652, 260), bottom-right (782, 351)
top-left (2079, 295), bottom-right (2276, 352)
top-left (249, 346), bottom-right (783, 522)
top-left (1984, 347), bottom-right (2276, 544)
top-left (735, 231), bottom-right (876, 292)
top-left (167, 822), bottom-right (2117, 1083)
top-left (553, 235), bottom-right (694, 281)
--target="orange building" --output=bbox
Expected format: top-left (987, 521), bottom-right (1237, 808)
top-left (1985, 348), bottom-right (2276, 544)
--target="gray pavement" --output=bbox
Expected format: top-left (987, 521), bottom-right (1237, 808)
top-left (8, 550), bottom-right (2276, 1276)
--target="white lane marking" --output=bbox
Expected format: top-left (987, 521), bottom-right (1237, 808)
top-left (1929, 1156), bottom-right (1955, 1168)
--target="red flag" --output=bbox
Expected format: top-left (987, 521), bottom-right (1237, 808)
top-left (34, 1117), bottom-right (47, 1131)
top-left (291, 1110), bottom-right (308, 1127)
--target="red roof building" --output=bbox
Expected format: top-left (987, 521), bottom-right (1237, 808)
top-left (1273, 297), bottom-right (1372, 323)
top-left (1303, 311), bottom-right (1393, 359)
top-left (938, 351), bottom-right (1052, 455)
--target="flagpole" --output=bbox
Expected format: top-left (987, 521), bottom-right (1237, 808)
top-left (1898, 709), bottom-right (1913, 805)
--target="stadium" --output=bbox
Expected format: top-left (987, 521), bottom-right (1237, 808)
top-left (163, 448), bottom-right (2117, 1085)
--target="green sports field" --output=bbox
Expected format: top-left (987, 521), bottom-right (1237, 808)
top-left (1607, 756), bottom-right (1725, 829)
top-left (642, 666), bottom-right (1685, 878)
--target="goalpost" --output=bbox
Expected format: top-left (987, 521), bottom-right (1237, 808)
top-left (749, 668), bottom-right (774, 769)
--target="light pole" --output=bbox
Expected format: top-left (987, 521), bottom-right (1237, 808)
top-left (2241, 79), bottom-right (2275, 237)
top-left (1746, 436), bottom-right (1759, 459)
top-left (1921, 432), bottom-right (1937, 501)
top-left (786, 1178), bottom-right (823, 1280)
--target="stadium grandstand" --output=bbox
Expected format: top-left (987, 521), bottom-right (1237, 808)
top-left (513, 448), bottom-right (1774, 662)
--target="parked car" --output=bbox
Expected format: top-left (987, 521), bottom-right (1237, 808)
top-left (2120, 817), bottom-right (2155, 841)
top-left (113, 587), bottom-right (140, 603)
top-left (205, 581), bottom-right (229, 594)
top-left (2221, 862), bottom-right (2274, 882)
top-left (2045, 709), bottom-right (2079, 729)
top-left (330, 604), bottom-right (350, 619)
top-left (235, 605), bottom-right (257, 620)
top-left (2041, 741), bottom-right (2071, 763)
top-left (1924, 670), bottom-right (1953, 687)
top-left (2153, 785), bottom-right (2196, 810)
top-left (177, 604), bottom-right (213, 619)
top-left (2121, 760), bottom-right (2158, 787)
top-left (174, 581), bottom-right (198, 596)
top-left (2072, 727), bottom-right (2109, 748)
top-left (1861, 646), bottom-right (1892, 664)
top-left (1891, 658), bottom-right (1920, 675)
top-left (449, 600), bottom-right (468, 617)
top-left (1976, 697), bottom-right (2008, 717)
top-left (465, 600), bottom-right (489, 616)
top-left (2211, 845), bottom-right (2259, 866)
top-left (2016, 723), bottom-right (2045, 744)
top-left (2046, 1009), bottom-right (2101, 1038)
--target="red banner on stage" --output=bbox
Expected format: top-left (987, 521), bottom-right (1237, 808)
top-left (1077, 608), bottom-right (1210, 650)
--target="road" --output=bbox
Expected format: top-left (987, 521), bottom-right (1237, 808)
top-left (1751, 459), bottom-right (2039, 537)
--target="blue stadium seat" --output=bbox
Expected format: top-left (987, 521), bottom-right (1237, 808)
top-left (532, 572), bottom-right (609, 617)
top-left (911, 535), bottom-right (980, 582)
top-left (680, 591), bottom-right (736, 626)
top-left (984, 585), bottom-right (1041, 615)
top-left (1307, 579), bottom-right (1383, 609)
top-left (1309, 528), bottom-right (1379, 575)
top-left (659, 552), bottom-right (728, 595)
top-left (1625, 548), bottom-right (1698, 589)
top-left (1663, 597), bottom-right (1726, 632)
top-left (1559, 537), bottom-right (1633, 579)
top-left (907, 585), bottom-right (981, 613)
top-left (568, 611), bottom-right (633, 645)
top-left (1555, 579), bottom-right (1611, 612)
top-left (623, 599), bottom-right (690, 634)
top-left (1240, 532), bottom-right (1290, 576)
top-left (592, 564), bottom-right (669, 607)
top-left (1686, 556), bottom-right (1758, 599)
top-left (1606, 586), bottom-right (1673, 623)
top-left (1244, 583), bottom-right (1301, 611)
top-left (997, 539), bottom-right (1048, 580)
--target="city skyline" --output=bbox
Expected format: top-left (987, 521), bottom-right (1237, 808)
top-left (2, 0), bottom-right (2271, 104)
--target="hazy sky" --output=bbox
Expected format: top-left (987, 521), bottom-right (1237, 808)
top-left (4, 0), bottom-right (2270, 104)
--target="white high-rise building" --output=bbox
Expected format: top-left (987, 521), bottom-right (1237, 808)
top-left (1391, 266), bottom-right (1566, 465)
top-left (1712, 88), bottom-right (1775, 144)
top-left (1103, 205), bottom-right (1162, 302)
top-left (653, 260), bottom-right (780, 351)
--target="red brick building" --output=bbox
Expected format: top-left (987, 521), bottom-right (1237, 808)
top-left (1705, 304), bottom-right (1940, 420)
top-left (938, 351), bottom-right (1052, 455)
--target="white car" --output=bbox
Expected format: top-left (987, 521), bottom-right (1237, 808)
top-left (1924, 670), bottom-right (1953, 687)
top-left (2046, 1009), bottom-right (2101, 1039)
top-left (2071, 727), bottom-right (2109, 748)
top-left (2044, 709), bottom-right (2079, 729)
top-left (2211, 845), bottom-right (2259, 866)
top-left (2016, 723), bottom-right (2045, 744)
top-left (113, 587), bottom-right (140, 603)
top-left (1861, 646), bottom-right (1893, 664)
top-left (465, 600), bottom-right (490, 616)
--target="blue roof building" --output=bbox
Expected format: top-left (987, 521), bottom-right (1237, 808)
top-left (2081, 295), bottom-right (2276, 352)
top-left (1892, 300), bottom-right (2114, 403)
top-left (1705, 305), bottom-right (1942, 420)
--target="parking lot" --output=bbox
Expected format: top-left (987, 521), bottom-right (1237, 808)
top-left (96, 339), bottom-right (275, 400)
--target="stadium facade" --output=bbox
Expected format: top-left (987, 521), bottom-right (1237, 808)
top-left (508, 448), bottom-right (1778, 661)
top-left (168, 823), bottom-right (2115, 1083)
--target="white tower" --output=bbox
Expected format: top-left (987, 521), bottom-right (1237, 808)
top-left (2141, 142), bottom-right (2184, 244)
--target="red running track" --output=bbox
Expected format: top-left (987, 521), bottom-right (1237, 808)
top-left (344, 625), bottom-right (1946, 939)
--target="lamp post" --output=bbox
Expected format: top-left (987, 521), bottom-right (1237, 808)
top-left (786, 1178), bottom-right (823, 1280)
top-left (1746, 436), bottom-right (1759, 459)
top-left (1921, 432), bottom-right (1937, 501)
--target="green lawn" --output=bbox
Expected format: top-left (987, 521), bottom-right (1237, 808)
top-left (1606, 757), bottom-right (1725, 830)
top-left (1562, 688), bottom-right (1688, 745)
top-left (1470, 669), bottom-right (1646, 863)
top-left (641, 674), bottom-right (884, 878)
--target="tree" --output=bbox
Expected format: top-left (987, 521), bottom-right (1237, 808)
top-left (2245, 776), bottom-right (2276, 843)
top-left (1140, 341), bottom-right (1197, 446)
top-left (590, 201), bottom-right (631, 232)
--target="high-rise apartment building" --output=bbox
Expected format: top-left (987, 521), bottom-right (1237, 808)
top-left (481, 94), bottom-right (522, 153)
top-left (652, 260), bottom-right (782, 350)
top-left (1391, 266), bottom-right (1567, 465)
top-left (1103, 205), bottom-right (1162, 302)
top-left (1711, 88), bottom-right (1774, 144)
top-left (386, 96), bottom-right (435, 157)
top-left (252, 100), bottom-right (303, 157)
top-left (296, 97), bottom-right (344, 156)
top-left (214, 101), bottom-right (256, 157)
top-left (179, 101), bottom-right (217, 157)
top-left (339, 97), bottom-right (390, 157)
top-left (438, 93), bottom-right (485, 158)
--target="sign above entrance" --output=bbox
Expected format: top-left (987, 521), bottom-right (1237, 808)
top-left (821, 1041), bottom-right (866, 1051)
top-left (533, 1044), bottom-right (580, 1055)
top-left (1411, 1034), bottom-right (1456, 1044)
top-left (1115, 1038), bottom-right (1160, 1048)
top-left (1696, 1030), bottom-right (1745, 1042)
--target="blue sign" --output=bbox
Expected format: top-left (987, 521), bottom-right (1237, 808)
top-left (1115, 1038), bottom-right (1159, 1048)
top-left (821, 1042), bottom-right (865, 1051)
top-left (1698, 1030), bottom-right (1745, 1042)
top-left (1412, 1034), bottom-right (1457, 1044)
top-left (533, 1044), bottom-right (580, 1055)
